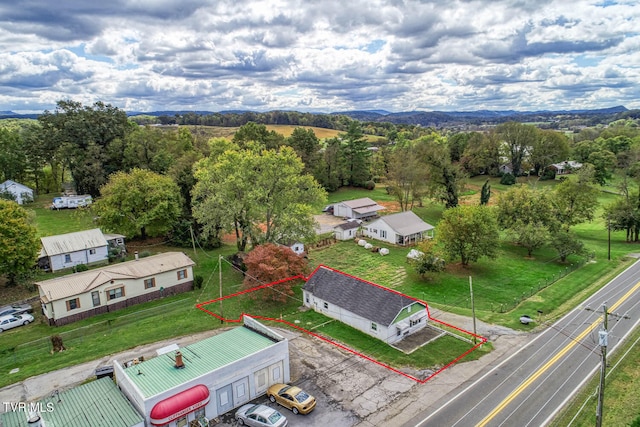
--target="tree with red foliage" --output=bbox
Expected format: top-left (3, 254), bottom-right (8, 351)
top-left (242, 243), bottom-right (309, 303)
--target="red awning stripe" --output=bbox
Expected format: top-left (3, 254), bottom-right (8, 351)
top-left (150, 384), bottom-right (210, 425)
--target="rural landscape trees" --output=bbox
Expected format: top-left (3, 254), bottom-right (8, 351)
top-left (2, 100), bottom-right (640, 287)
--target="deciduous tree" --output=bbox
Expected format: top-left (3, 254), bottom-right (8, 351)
top-left (0, 200), bottom-right (39, 285)
top-left (193, 146), bottom-right (326, 252)
top-left (93, 168), bottom-right (182, 239)
top-left (437, 205), bottom-right (499, 266)
top-left (242, 243), bottom-right (309, 303)
top-left (496, 122), bottom-right (538, 177)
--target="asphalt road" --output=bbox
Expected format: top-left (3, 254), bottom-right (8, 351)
top-left (404, 258), bottom-right (640, 427)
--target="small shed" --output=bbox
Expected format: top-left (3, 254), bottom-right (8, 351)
top-left (334, 221), bottom-right (361, 241)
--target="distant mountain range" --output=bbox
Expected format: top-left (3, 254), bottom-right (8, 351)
top-left (0, 105), bottom-right (632, 127)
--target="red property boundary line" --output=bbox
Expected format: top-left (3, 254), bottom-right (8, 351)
top-left (196, 264), bottom-right (487, 384)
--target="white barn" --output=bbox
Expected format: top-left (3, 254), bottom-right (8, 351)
top-left (363, 211), bottom-right (434, 246)
top-left (115, 316), bottom-right (290, 427)
top-left (332, 197), bottom-right (385, 220)
top-left (38, 228), bottom-right (110, 272)
top-left (302, 265), bottom-right (428, 345)
top-left (0, 180), bottom-right (34, 205)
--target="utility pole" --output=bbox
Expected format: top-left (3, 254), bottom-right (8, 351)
top-left (469, 276), bottom-right (477, 344)
top-left (595, 303), bottom-right (608, 427)
top-left (607, 215), bottom-right (611, 261)
top-left (219, 255), bottom-right (224, 324)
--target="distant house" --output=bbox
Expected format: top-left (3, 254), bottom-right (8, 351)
top-left (332, 197), bottom-right (385, 220)
top-left (0, 180), bottom-right (33, 205)
top-left (302, 266), bottom-right (428, 344)
top-left (362, 211), bottom-right (434, 246)
top-left (38, 228), bottom-right (110, 272)
top-left (278, 240), bottom-right (305, 255)
top-left (549, 160), bottom-right (583, 176)
top-left (36, 252), bottom-right (195, 326)
top-left (334, 220), bottom-right (361, 241)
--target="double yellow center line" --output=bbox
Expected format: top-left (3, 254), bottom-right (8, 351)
top-left (476, 280), bottom-right (640, 427)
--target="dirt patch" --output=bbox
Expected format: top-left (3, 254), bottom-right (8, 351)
top-left (377, 201), bottom-right (402, 213)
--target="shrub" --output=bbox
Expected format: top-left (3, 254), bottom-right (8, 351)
top-left (364, 180), bottom-right (376, 190)
top-left (139, 251), bottom-right (151, 258)
top-left (74, 264), bottom-right (89, 273)
top-left (500, 173), bottom-right (516, 185)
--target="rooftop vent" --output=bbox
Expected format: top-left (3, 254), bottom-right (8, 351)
top-left (175, 351), bottom-right (184, 369)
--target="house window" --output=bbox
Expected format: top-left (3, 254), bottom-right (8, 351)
top-left (176, 416), bottom-right (187, 427)
top-left (177, 269), bottom-right (187, 280)
top-left (144, 278), bottom-right (156, 289)
top-left (107, 287), bottom-right (125, 300)
top-left (66, 298), bottom-right (80, 311)
top-left (89, 248), bottom-right (96, 255)
top-left (91, 291), bottom-right (100, 307)
top-left (380, 230), bottom-right (387, 239)
top-left (305, 295), bottom-right (309, 303)
top-left (371, 322), bottom-right (378, 332)
top-left (64, 254), bottom-right (71, 263)
top-left (323, 302), bottom-right (328, 309)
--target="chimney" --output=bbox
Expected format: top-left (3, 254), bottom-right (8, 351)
top-left (134, 251), bottom-right (139, 260)
top-left (175, 351), bottom-right (184, 369)
top-left (27, 412), bottom-right (43, 427)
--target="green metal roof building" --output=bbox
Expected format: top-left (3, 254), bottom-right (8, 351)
top-left (115, 316), bottom-right (290, 427)
top-left (0, 377), bottom-right (144, 427)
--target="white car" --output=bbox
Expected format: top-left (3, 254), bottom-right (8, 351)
top-left (235, 404), bottom-right (288, 427)
top-left (0, 314), bottom-right (34, 332)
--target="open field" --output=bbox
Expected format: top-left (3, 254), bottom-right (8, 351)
top-left (185, 123), bottom-right (382, 142)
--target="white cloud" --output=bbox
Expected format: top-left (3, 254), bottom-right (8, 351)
top-left (0, 0), bottom-right (638, 113)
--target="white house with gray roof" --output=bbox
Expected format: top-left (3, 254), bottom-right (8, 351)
top-left (36, 252), bottom-right (195, 326)
top-left (38, 228), bottom-right (110, 272)
top-left (115, 316), bottom-right (289, 427)
top-left (302, 266), bottom-right (428, 344)
top-left (363, 211), bottom-right (434, 246)
top-left (0, 180), bottom-right (33, 205)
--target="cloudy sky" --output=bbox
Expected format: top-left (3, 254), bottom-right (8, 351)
top-left (1, 0), bottom-right (639, 114)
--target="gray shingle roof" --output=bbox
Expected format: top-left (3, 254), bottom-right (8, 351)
top-left (303, 266), bottom-right (420, 326)
top-left (335, 221), bottom-right (360, 231)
